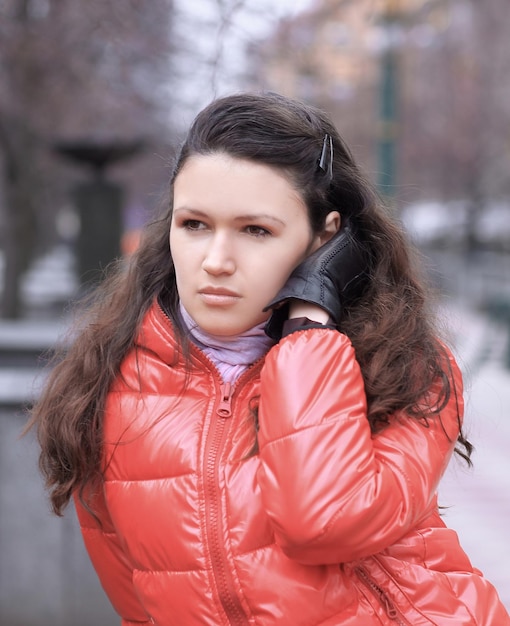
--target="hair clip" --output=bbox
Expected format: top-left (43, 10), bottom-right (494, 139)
top-left (318, 133), bottom-right (334, 180)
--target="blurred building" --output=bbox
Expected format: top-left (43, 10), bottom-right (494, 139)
top-left (247, 0), bottom-right (510, 223)
top-left (248, 0), bottom-right (444, 172)
top-left (249, 0), bottom-right (379, 173)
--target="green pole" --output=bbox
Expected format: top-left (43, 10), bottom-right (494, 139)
top-left (377, 8), bottom-right (400, 202)
top-left (378, 47), bottom-right (398, 193)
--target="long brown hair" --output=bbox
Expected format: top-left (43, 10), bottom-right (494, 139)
top-left (30, 92), bottom-right (472, 516)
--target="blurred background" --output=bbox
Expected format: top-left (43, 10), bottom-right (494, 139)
top-left (0, 0), bottom-right (509, 623)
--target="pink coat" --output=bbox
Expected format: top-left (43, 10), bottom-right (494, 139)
top-left (75, 302), bottom-right (510, 625)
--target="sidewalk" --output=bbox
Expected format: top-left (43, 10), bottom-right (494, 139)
top-left (439, 301), bottom-right (510, 610)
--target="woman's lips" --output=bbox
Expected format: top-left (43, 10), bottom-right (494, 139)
top-left (198, 287), bottom-right (241, 306)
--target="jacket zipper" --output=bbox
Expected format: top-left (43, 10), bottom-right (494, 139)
top-left (203, 381), bottom-right (251, 626)
top-left (152, 306), bottom-right (255, 624)
top-left (355, 566), bottom-right (411, 626)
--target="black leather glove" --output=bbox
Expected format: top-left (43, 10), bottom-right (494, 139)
top-left (264, 222), bottom-right (368, 340)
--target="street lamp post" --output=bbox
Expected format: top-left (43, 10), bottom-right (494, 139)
top-left (53, 140), bottom-right (143, 290)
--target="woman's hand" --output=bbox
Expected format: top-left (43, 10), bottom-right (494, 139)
top-left (264, 223), bottom-right (368, 339)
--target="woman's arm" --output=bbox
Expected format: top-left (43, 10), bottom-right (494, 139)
top-left (257, 328), bottom-right (463, 565)
top-left (74, 489), bottom-right (152, 625)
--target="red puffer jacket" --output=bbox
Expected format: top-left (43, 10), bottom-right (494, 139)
top-left (75, 302), bottom-right (510, 625)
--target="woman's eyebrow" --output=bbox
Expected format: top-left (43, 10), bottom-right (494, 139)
top-left (234, 213), bottom-right (286, 226)
top-left (173, 207), bottom-right (205, 216)
top-left (174, 207), bottom-right (285, 227)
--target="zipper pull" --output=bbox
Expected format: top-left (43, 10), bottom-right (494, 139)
top-left (217, 382), bottom-right (233, 417)
top-left (355, 566), bottom-right (406, 625)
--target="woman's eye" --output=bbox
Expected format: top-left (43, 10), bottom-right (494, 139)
top-left (245, 225), bottom-right (271, 237)
top-left (182, 219), bottom-right (205, 231)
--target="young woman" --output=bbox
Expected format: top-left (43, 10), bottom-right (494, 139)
top-left (32, 92), bottom-right (509, 625)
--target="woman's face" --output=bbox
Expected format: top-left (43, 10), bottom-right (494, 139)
top-left (170, 153), bottom-right (323, 336)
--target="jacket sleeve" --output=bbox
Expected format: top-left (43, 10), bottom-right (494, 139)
top-left (74, 489), bottom-right (152, 625)
top-left (257, 328), bottom-right (463, 565)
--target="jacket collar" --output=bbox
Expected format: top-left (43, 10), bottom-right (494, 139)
top-left (134, 300), bottom-right (184, 368)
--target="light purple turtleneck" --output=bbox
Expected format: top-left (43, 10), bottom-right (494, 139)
top-left (179, 302), bottom-right (275, 383)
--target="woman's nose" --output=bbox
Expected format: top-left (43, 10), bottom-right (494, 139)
top-left (202, 233), bottom-right (236, 275)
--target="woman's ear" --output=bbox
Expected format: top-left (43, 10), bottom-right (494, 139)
top-left (320, 211), bottom-right (341, 245)
top-left (308, 211), bottom-right (341, 254)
